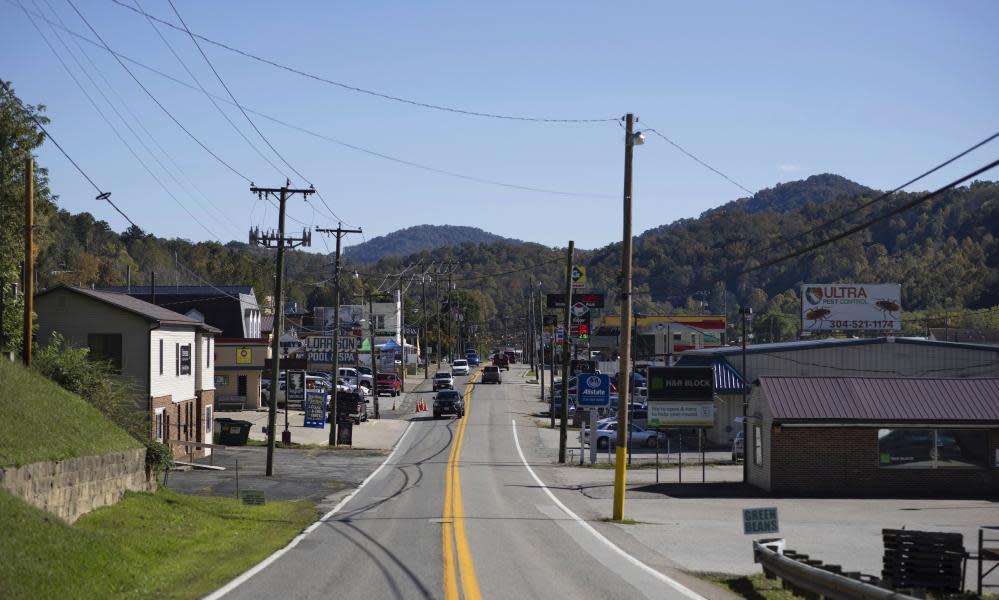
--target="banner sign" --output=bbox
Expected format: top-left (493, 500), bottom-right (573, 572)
top-left (575, 373), bottom-right (610, 408)
top-left (306, 336), bottom-right (358, 364)
top-left (801, 283), bottom-right (902, 331)
top-left (547, 293), bottom-right (604, 309)
top-left (303, 391), bottom-right (327, 428)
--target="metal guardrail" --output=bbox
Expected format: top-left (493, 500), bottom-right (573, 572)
top-left (753, 541), bottom-right (919, 600)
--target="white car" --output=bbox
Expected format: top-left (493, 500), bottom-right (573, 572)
top-left (433, 371), bottom-right (455, 390)
top-left (451, 359), bottom-right (469, 376)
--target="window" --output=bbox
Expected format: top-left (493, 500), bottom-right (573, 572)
top-left (87, 333), bottom-right (123, 371)
top-left (753, 425), bottom-right (763, 466)
top-left (175, 343), bottom-right (180, 375)
top-left (207, 338), bottom-right (211, 368)
top-left (215, 374), bottom-right (229, 386)
top-left (180, 344), bottom-right (192, 375)
top-left (154, 408), bottom-right (165, 442)
top-left (878, 429), bottom-right (989, 469)
top-left (159, 339), bottom-right (164, 375)
top-left (205, 406), bottom-right (213, 435)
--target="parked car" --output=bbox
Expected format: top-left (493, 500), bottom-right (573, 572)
top-left (504, 351), bottom-right (517, 364)
top-left (481, 365), bottom-right (502, 384)
top-left (451, 359), bottom-right (470, 376)
top-left (583, 421), bottom-right (666, 450)
top-left (492, 354), bottom-right (510, 370)
top-left (732, 430), bottom-right (745, 461)
top-left (337, 367), bottom-right (373, 390)
top-left (433, 390), bottom-right (464, 419)
top-left (376, 372), bottom-right (401, 397)
top-left (433, 371), bottom-right (455, 390)
top-left (334, 390), bottom-right (369, 424)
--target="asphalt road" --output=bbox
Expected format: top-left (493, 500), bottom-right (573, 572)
top-left (212, 369), bottom-right (716, 600)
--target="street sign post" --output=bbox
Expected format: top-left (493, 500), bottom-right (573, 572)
top-left (575, 373), bottom-right (611, 408)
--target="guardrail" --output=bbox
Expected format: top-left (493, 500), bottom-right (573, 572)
top-left (753, 540), bottom-right (919, 600)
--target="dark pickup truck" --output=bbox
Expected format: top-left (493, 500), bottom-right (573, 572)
top-left (492, 354), bottom-right (510, 371)
top-left (433, 390), bottom-right (464, 419)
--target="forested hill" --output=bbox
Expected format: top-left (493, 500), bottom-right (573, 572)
top-left (708, 173), bottom-right (873, 215)
top-left (343, 225), bottom-right (522, 263)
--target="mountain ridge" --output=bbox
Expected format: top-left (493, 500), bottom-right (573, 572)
top-left (343, 225), bottom-right (523, 263)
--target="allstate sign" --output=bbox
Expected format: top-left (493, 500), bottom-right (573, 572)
top-left (576, 373), bottom-right (610, 408)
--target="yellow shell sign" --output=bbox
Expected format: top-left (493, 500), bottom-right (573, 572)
top-left (236, 347), bottom-right (252, 364)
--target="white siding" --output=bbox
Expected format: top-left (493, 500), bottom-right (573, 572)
top-left (150, 326), bottom-right (197, 402)
top-left (198, 334), bottom-right (215, 391)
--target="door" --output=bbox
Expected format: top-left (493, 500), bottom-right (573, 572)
top-left (237, 375), bottom-right (248, 397)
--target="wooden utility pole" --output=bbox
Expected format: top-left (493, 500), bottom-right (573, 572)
top-left (22, 158), bottom-right (34, 367)
top-left (368, 290), bottom-right (379, 419)
top-left (398, 278), bottom-right (405, 393)
top-left (558, 241), bottom-right (574, 463)
top-left (447, 266), bottom-right (454, 362)
top-left (435, 270), bottom-right (442, 371)
top-left (316, 225), bottom-right (362, 447)
top-left (421, 274), bottom-right (429, 379)
top-left (613, 113), bottom-right (638, 521)
top-left (249, 180), bottom-right (314, 476)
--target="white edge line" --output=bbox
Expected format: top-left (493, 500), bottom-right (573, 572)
top-left (511, 419), bottom-right (706, 600)
top-left (203, 420), bottom-right (417, 600)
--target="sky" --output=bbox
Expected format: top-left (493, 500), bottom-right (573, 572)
top-left (3, 0), bottom-right (998, 252)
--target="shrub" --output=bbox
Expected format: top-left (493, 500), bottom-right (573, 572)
top-left (32, 333), bottom-right (146, 439)
top-left (143, 439), bottom-right (173, 474)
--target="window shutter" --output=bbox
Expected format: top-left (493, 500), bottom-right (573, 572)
top-left (176, 343), bottom-right (180, 376)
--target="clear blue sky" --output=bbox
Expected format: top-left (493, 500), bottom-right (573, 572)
top-left (3, 0), bottom-right (997, 251)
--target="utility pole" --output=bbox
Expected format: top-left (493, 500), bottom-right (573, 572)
top-left (249, 180), bottom-right (314, 476)
top-left (447, 266), bottom-right (454, 362)
top-left (421, 274), bottom-right (429, 379)
top-left (613, 113), bottom-right (641, 521)
top-left (558, 241), bottom-right (575, 463)
top-left (22, 158), bottom-right (34, 367)
top-left (368, 289), bottom-right (379, 418)
top-left (316, 225), bottom-right (362, 447)
top-left (538, 282), bottom-right (546, 426)
top-left (398, 278), bottom-right (405, 393)
top-left (435, 269), bottom-right (442, 371)
top-left (740, 307), bottom-right (752, 484)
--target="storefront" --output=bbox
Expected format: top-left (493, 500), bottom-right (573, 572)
top-left (747, 376), bottom-right (999, 497)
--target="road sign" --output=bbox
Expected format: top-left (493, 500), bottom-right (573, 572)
top-left (576, 373), bottom-right (610, 408)
top-left (743, 507), bottom-right (779, 535)
top-left (287, 370), bottom-right (306, 406)
top-left (571, 265), bottom-right (587, 289)
top-left (303, 391), bottom-right (327, 428)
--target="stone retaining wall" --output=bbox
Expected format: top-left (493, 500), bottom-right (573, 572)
top-left (0, 448), bottom-right (155, 523)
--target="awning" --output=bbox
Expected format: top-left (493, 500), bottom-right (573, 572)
top-left (382, 339), bottom-right (401, 350)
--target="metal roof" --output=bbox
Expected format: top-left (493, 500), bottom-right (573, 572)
top-left (672, 355), bottom-right (745, 393)
top-left (99, 285), bottom-right (254, 296)
top-left (758, 376), bottom-right (999, 423)
top-left (37, 286), bottom-right (221, 333)
top-left (684, 336), bottom-right (999, 357)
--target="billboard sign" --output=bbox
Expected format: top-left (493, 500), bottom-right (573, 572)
top-left (287, 370), bottom-right (306, 406)
top-left (575, 373), bottom-right (610, 408)
top-left (647, 367), bottom-right (715, 428)
top-left (306, 336), bottom-right (358, 366)
top-left (801, 283), bottom-right (901, 331)
top-left (571, 265), bottom-right (587, 289)
top-left (547, 293), bottom-right (604, 309)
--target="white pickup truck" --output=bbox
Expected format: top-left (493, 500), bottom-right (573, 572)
top-left (433, 371), bottom-right (454, 391)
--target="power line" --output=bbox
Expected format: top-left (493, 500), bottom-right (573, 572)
top-left (756, 130), bottom-right (999, 256)
top-left (640, 123), bottom-right (754, 195)
top-left (38, 0), bottom-right (236, 234)
top-left (25, 0), bottom-right (231, 240)
top-left (14, 3), bottom-right (615, 201)
top-left (0, 78), bottom-right (139, 229)
top-left (65, 0), bottom-right (253, 183)
top-left (109, 0), bottom-right (618, 124)
top-left (132, 0), bottom-right (285, 180)
top-left (741, 158), bottom-right (999, 274)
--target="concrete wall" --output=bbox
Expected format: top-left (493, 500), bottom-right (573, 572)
top-left (0, 448), bottom-right (154, 523)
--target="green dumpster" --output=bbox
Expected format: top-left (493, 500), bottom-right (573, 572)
top-left (216, 418), bottom-right (252, 445)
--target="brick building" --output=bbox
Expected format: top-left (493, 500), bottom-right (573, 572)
top-left (747, 376), bottom-right (999, 497)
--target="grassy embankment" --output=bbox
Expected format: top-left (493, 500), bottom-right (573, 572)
top-left (0, 360), bottom-right (316, 598)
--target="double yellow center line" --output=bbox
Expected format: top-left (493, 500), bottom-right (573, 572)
top-left (442, 370), bottom-right (482, 600)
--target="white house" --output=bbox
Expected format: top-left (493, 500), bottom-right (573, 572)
top-left (34, 286), bottom-right (220, 457)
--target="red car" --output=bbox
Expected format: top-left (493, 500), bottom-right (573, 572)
top-left (376, 373), bottom-right (401, 397)
top-left (493, 355), bottom-right (510, 371)
top-left (504, 351), bottom-right (517, 364)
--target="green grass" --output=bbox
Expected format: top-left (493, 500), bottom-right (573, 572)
top-left (0, 486), bottom-right (316, 599)
top-left (701, 573), bottom-right (799, 600)
top-left (0, 360), bottom-right (140, 467)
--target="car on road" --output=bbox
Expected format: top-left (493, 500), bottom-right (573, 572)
top-left (481, 365), bottom-right (502, 384)
top-left (433, 371), bottom-right (454, 390)
top-left (732, 430), bottom-right (744, 461)
top-left (583, 421), bottom-right (666, 450)
top-left (376, 372), bottom-right (401, 396)
top-left (451, 359), bottom-right (470, 376)
top-left (433, 390), bottom-right (464, 419)
top-left (465, 352), bottom-right (480, 366)
top-left (492, 354), bottom-right (510, 370)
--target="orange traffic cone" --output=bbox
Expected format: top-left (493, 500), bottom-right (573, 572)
top-left (392, 398), bottom-right (397, 411)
